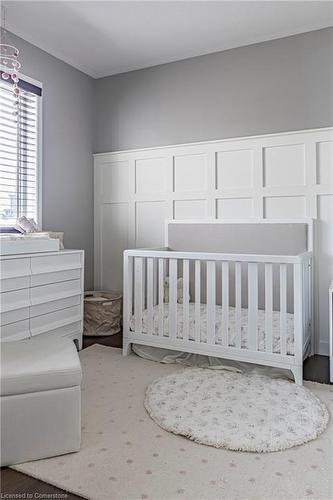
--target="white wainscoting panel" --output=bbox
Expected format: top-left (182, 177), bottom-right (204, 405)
top-left (316, 194), bottom-right (333, 355)
top-left (216, 198), bottom-right (254, 219)
top-left (263, 196), bottom-right (306, 219)
top-left (174, 154), bottom-right (207, 192)
top-left (174, 199), bottom-right (208, 219)
top-left (94, 127), bottom-right (333, 354)
top-left (316, 141), bottom-right (333, 187)
top-left (135, 157), bottom-right (168, 194)
top-left (263, 143), bottom-right (306, 187)
top-left (136, 201), bottom-right (168, 248)
top-left (100, 160), bottom-right (132, 201)
top-left (100, 202), bottom-right (128, 290)
top-left (216, 149), bottom-right (254, 189)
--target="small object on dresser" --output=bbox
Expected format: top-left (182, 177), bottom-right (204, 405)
top-left (45, 231), bottom-right (64, 249)
top-left (84, 291), bottom-right (122, 336)
top-left (15, 216), bottom-right (38, 233)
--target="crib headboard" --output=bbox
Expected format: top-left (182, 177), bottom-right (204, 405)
top-left (166, 220), bottom-right (313, 255)
top-left (166, 219), bottom-right (312, 313)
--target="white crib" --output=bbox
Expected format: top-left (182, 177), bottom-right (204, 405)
top-left (123, 220), bottom-right (313, 384)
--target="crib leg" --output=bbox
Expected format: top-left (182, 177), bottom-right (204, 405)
top-left (291, 365), bottom-right (303, 385)
top-left (123, 339), bottom-right (132, 356)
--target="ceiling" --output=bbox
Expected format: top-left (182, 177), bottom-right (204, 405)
top-left (3, 1), bottom-right (333, 78)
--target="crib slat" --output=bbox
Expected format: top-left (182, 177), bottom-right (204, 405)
top-left (248, 263), bottom-right (258, 350)
top-left (303, 263), bottom-right (310, 337)
top-left (142, 258), bottom-right (146, 310)
top-left (235, 262), bottom-right (242, 349)
top-left (183, 259), bottom-right (190, 341)
top-left (158, 258), bottom-right (164, 336)
top-left (280, 263), bottom-right (287, 355)
top-left (306, 262), bottom-right (310, 332)
top-left (195, 260), bottom-right (201, 343)
top-left (134, 257), bottom-right (143, 333)
top-left (265, 263), bottom-right (273, 353)
top-left (147, 258), bottom-right (154, 336)
top-left (308, 261), bottom-right (313, 354)
top-left (127, 255), bottom-right (133, 321)
top-left (153, 259), bottom-right (158, 307)
top-left (206, 261), bottom-right (216, 345)
top-left (293, 263), bottom-right (303, 367)
top-left (169, 259), bottom-right (178, 340)
top-left (222, 262), bottom-right (229, 347)
top-left (123, 254), bottom-right (132, 341)
top-left (304, 264), bottom-right (308, 331)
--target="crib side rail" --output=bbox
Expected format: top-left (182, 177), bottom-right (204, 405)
top-left (123, 249), bottom-right (312, 369)
top-left (124, 248), bottom-right (312, 264)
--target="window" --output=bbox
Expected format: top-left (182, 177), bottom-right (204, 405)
top-left (0, 75), bottom-right (42, 228)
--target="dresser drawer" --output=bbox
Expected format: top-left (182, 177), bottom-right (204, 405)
top-left (0, 258), bottom-right (30, 279)
top-left (30, 279), bottom-right (82, 305)
top-left (30, 295), bottom-right (81, 318)
top-left (30, 268), bottom-right (81, 287)
top-left (0, 307), bottom-right (30, 326)
top-left (30, 305), bottom-right (82, 336)
top-left (0, 319), bottom-right (30, 342)
top-left (0, 275), bottom-right (30, 293)
top-left (0, 288), bottom-right (30, 313)
top-left (32, 321), bottom-right (82, 340)
top-left (31, 252), bottom-right (82, 275)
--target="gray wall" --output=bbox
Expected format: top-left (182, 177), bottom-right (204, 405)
top-left (9, 27), bottom-right (333, 288)
top-left (9, 32), bottom-right (94, 288)
top-left (94, 27), bottom-right (333, 153)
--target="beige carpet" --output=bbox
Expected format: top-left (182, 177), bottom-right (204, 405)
top-left (12, 345), bottom-right (333, 500)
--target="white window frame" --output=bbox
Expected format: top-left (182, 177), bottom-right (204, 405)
top-left (0, 72), bottom-right (43, 230)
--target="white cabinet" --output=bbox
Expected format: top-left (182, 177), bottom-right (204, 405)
top-left (0, 250), bottom-right (84, 349)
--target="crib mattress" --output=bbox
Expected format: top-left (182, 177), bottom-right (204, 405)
top-left (129, 303), bottom-right (295, 355)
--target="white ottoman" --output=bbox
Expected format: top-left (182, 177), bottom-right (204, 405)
top-left (0, 336), bottom-right (82, 466)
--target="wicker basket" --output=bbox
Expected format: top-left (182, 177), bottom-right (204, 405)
top-left (84, 291), bottom-right (122, 336)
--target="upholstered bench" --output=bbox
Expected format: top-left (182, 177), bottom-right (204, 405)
top-left (0, 336), bottom-right (82, 466)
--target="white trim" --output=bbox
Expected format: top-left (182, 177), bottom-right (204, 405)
top-left (19, 72), bottom-right (43, 90)
top-left (37, 89), bottom-right (43, 230)
top-left (93, 126), bottom-right (333, 157)
top-left (125, 247), bottom-right (312, 265)
top-left (318, 340), bottom-right (329, 357)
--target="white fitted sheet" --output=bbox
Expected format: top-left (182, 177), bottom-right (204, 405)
top-left (130, 303), bottom-right (295, 355)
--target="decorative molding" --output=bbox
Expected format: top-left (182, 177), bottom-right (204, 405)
top-left (94, 127), bottom-right (333, 355)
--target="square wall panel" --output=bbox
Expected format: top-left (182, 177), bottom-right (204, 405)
top-left (136, 201), bottom-right (167, 247)
top-left (264, 196), bottom-right (306, 219)
top-left (216, 198), bottom-right (254, 219)
top-left (317, 141), bottom-right (333, 186)
top-left (174, 154), bottom-right (206, 192)
top-left (316, 195), bottom-right (333, 348)
top-left (216, 149), bottom-right (253, 189)
top-left (100, 203), bottom-right (128, 290)
top-left (263, 144), bottom-right (305, 187)
top-left (135, 157), bottom-right (168, 194)
top-left (174, 199), bottom-right (207, 219)
top-left (100, 161), bottom-right (132, 200)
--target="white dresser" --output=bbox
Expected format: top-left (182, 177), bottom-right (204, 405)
top-left (0, 250), bottom-right (84, 349)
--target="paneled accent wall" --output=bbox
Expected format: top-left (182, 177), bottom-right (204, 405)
top-left (94, 127), bottom-right (333, 354)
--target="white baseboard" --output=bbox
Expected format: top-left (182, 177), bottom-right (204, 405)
top-left (317, 341), bottom-right (329, 356)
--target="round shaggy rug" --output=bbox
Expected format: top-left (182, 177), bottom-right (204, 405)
top-left (144, 368), bottom-right (329, 453)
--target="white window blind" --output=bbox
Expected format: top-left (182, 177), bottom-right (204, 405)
top-left (0, 76), bottom-right (41, 227)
